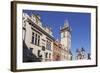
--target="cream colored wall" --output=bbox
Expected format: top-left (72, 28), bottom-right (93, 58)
top-left (41, 32), bottom-right (53, 61)
top-left (25, 22), bottom-right (32, 49)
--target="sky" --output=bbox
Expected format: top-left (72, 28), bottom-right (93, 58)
top-left (23, 10), bottom-right (91, 59)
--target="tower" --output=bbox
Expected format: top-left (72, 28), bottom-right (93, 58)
top-left (60, 20), bottom-right (71, 50)
top-left (76, 48), bottom-right (87, 60)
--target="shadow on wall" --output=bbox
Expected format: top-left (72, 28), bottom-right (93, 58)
top-left (23, 41), bottom-right (41, 62)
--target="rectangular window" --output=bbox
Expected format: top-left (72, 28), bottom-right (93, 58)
top-left (35, 34), bottom-right (37, 45)
top-left (32, 32), bottom-right (34, 44)
top-left (49, 42), bottom-right (51, 50)
top-left (46, 41), bottom-right (48, 50)
top-left (46, 40), bottom-right (51, 50)
top-left (32, 32), bottom-right (40, 46)
top-left (49, 53), bottom-right (51, 58)
top-left (37, 35), bottom-right (40, 46)
top-left (45, 52), bottom-right (48, 58)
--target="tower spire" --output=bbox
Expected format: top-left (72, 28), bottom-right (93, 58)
top-left (64, 20), bottom-right (69, 28)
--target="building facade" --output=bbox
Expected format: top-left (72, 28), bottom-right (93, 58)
top-left (23, 13), bottom-right (54, 62)
top-left (53, 41), bottom-right (62, 61)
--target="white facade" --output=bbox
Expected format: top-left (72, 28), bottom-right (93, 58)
top-left (23, 13), bottom-right (54, 62)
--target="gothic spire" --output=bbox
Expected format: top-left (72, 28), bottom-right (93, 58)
top-left (64, 20), bottom-right (69, 28)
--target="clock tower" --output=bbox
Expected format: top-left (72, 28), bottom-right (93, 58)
top-left (60, 20), bottom-right (71, 51)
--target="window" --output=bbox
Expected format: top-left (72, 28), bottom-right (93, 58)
top-left (32, 32), bottom-right (35, 44)
top-left (45, 52), bottom-right (48, 58)
top-left (37, 35), bottom-right (40, 46)
top-left (42, 46), bottom-right (45, 51)
top-left (46, 40), bottom-right (51, 50)
top-left (32, 32), bottom-right (40, 46)
top-left (35, 34), bottom-right (37, 45)
top-left (49, 53), bottom-right (51, 58)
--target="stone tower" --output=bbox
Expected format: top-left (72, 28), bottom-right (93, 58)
top-left (60, 20), bottom-right (72, 60)
top-left (60, 20), bottom-right (71, 50)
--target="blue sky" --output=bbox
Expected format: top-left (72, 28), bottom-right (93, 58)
top-left (23, 10), bottom-right (91, 59)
